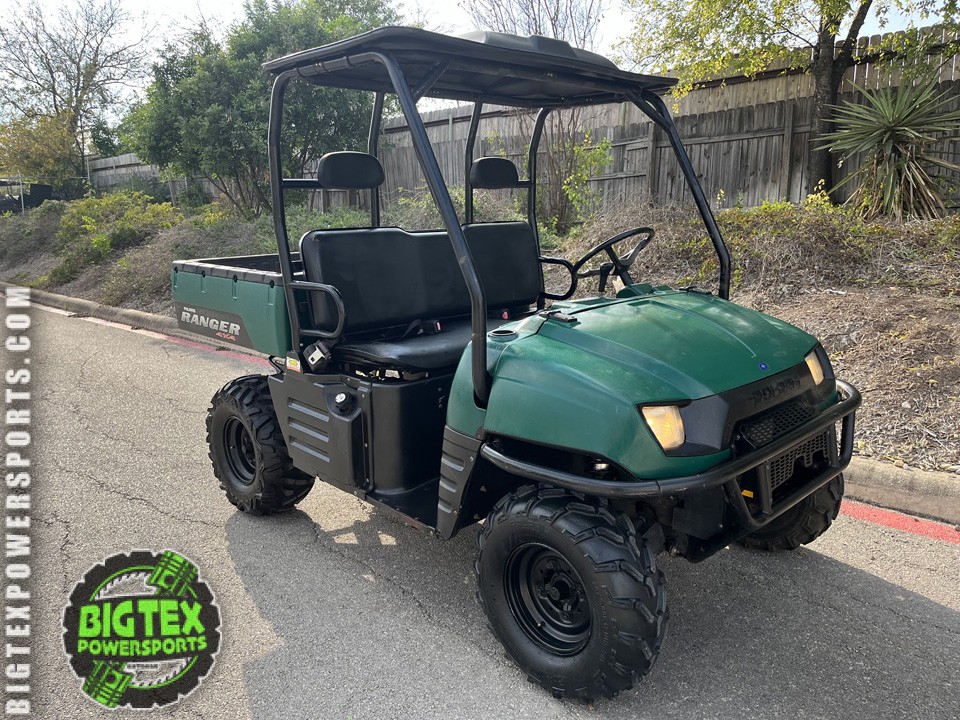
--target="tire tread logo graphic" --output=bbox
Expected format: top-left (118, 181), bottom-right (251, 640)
top-left (62, 550), bottom-right (221, 709)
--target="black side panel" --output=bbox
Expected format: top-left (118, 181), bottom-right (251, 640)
top-left (268, 372), bottom-right (367, 489)
top-left (368, 374), bottom-right (453, 493)
top-left (436, 426), bottom-right (481, 539)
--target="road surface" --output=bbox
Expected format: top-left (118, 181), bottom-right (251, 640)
top-left (28, 307), bottom-right (960, 719)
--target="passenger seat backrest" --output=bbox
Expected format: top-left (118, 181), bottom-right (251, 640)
top-left (462, 222), bottom-right (541, 311)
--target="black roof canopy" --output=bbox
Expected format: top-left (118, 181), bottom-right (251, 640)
top-left (263, 26), bottom-right (676, 108)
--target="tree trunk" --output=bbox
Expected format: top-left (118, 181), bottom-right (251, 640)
top-left (807, 32), bottom-right (840, 197)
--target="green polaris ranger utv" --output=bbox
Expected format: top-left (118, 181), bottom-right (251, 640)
top-left (172, 27), bottom-right (860, 701)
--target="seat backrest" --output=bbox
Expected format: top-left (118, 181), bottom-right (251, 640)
top-left (298, 148), bottom-right (541, 336)
top-left (300, 221), bottom-right (542, 336)
top-left (300, 228), bottom-right (467, 333)
top-left (462, 221), bottom-right (542, 310)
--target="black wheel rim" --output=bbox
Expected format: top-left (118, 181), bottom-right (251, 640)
top-left (504, 542), bottom-right (591, 656)
top-left (223, 417), bottom-right (257, 485)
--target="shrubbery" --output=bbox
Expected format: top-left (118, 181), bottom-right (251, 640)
top-left (45, 191), bottom-right (183, 286)
top-left (563, 191), bottom-right (960, 297)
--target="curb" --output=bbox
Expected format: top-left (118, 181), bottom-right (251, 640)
top-left (844, 457), bottom-right (960, 526)
top-left (1, 280), bottom-right (266, 359)
top-left (6, 282), bottom-right (959, 527)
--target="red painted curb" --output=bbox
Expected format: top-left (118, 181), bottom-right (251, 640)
top-left (79, 315), bottom-right (272, 368)
top-left (841, 499), bottom-right (960, 545)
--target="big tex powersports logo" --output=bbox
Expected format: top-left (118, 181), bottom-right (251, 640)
top-left (61, 550), bottom-right (221, 710)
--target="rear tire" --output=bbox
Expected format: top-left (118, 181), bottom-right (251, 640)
top-left (475, 486), bottom-right (668, 702)
top-left (206, 375), bottom-right (313, 514)
top-left (739, 474), bottom-right (844, 551)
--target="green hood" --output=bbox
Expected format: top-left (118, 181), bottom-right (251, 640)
top-left (445, 289), bottom-right (821, 479)
top-left (535, 291), bottom-right (817, 400)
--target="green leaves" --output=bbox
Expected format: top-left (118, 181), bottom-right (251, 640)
top-left (821, 78), bottom-right (960, 220)
top-left (126, 0), bottom-right (398, 216)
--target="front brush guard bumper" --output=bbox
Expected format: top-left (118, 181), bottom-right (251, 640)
top-left (480, 380), bottom-right (861, 560)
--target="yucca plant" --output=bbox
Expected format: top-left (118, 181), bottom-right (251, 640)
top-left (821, 78), bottom-right (960, 220)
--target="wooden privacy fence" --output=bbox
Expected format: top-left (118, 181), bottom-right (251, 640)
top-left (380, 81), bottom-right (960, 212)
top-left (380, 28), bottom-right (960, 211)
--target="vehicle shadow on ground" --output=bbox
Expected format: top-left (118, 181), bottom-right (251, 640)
top-left (226, 489), bottom-right (960, 720)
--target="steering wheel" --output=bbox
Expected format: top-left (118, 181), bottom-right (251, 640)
top-left (572, 226), bottom-right (654, 294)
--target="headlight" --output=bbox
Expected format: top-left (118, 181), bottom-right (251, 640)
top-left (641, 405), bottom-right (685, 451)
top-left (804, 349), bottom-right (825, 386)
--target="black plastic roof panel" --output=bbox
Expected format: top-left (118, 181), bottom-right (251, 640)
top-left (263, 26), bottom-right (676, 108)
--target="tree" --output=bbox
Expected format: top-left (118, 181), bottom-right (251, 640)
top-left (624, 0), bottom-right (959, 196)
top-left (462, 0), bottom-right (607, 50)
top-left (462, 0), bottom-right (611, 233)
top-left (0, 114), bottom-right (77, 180)
top-left (0, 0), bottom-right (149, 183)
top-left (90, 118), bottom-right (122, 158)
top-left (127, 0), bottom-right (398, 215)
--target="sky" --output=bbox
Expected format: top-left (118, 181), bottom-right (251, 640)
top-left (25, 0), bottom-right (929, 74)
top-left (122, 0), bottom-right (924, 62)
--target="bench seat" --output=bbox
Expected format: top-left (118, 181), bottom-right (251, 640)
top-left (299, 221), bottom-right (541, 371)
top-left (335, 316), bottom-right (515, 371)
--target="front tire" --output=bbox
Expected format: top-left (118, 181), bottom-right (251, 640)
top-left (740, 474), bottom-right (844, 551)
top-left (206, 375), bottom-right (313, 514)
top-left (475, 486), bottom-right (668, 702)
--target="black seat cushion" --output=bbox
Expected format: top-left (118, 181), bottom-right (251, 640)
top-left (335, 317), bottom-right (513, 371)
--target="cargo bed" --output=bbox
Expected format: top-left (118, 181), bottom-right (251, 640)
top-left (171, 254), bottom-right (300, 356)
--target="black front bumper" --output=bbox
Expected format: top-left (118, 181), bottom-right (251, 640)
top-left (480, 380), bottom-right (861, 558)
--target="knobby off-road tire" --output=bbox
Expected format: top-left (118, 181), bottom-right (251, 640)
top-left (739, 474), bottom-right (844, 551)
top-left (475, 486), bottom-right (668, 702)
top-left (206, 375), bottom-right (313, 514)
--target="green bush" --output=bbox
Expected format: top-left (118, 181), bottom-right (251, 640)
top-left (822, 78), bottom-right (960, 221)
top-left (57, 191), bottom-right (182, 249)
top-left (102, 176), bottom-right (173, 203)
top-left (176, 181), bottom-right (211, 209)
top-left (40, 191), bottom-right (183, 289)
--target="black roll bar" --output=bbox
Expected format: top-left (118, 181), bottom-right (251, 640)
top-left (269, 52), bottom-right (492, 405)
top-left (377, 52), bottom-right (491, 406)
top-left (630, 89), bottom-right (731, 299)
top-left (463, 103), bottom-right (483, 224)
top-left (368, 91), bottom-right (384, 227)
top-left (527, 108), bottom-right (549, 254)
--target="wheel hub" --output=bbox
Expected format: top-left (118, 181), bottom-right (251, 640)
top-left (505, 543), bottom-right (591, 656)
top-left (223, 417), bottom-right (257, 485)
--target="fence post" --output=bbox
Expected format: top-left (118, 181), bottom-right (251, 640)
top-left (779, 104), bottom-right (795, 202)
top-left (646, 124), bottom-right (661, 203)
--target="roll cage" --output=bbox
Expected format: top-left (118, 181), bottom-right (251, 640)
top-left (264, 26), bottom-right (732, 407)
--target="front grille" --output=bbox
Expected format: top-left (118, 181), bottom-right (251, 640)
top-left (735, 399), bottom-right (836, 506)
top-left (769, 430), bottom-right (832, 492)
top-left (740, 400), bottom-right (816, 448)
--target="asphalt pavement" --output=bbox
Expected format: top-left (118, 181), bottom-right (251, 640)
top-left (31, 307), bottom-right (960, 720)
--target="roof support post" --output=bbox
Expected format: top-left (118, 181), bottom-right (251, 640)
top-left (630, 89), bottom-right (731, 300)
top-left (368, 91), bottom-right (384, 226)
top-left (376, 52), bottom-right (492, 406)
top-left (464, 102), bottom-right (483, 224)
top-left (268, 71), bottom-right (305, 348)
